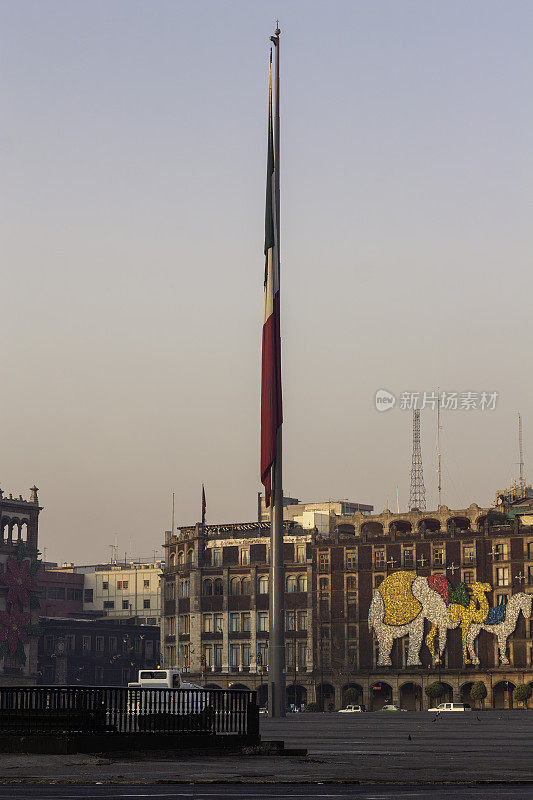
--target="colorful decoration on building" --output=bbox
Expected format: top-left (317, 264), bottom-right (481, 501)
top-left (368, 570), bottom-right (533, 668)
top-left (466, 593), bottom-right (533, 666)
top-left (0, 542), bottom-right (41, 664)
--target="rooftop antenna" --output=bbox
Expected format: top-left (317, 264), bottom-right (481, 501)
top-left (171, 492), bottom-right (175, 534)
top-left (409, 410), bottom-right (426, 511)
top-left (396, 486), bottom-right (400, 513)
top-left (436, 388), bottom-right (442, 507)
top-left (519, 412), bottom-right (525, 495)
top-left (109, 536), bottom-right (118, 564)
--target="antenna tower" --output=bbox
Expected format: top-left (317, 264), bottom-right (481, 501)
top-left (518, 412), bottom-right (525, 495)
top-left (409, 410), bottom-right (426, 510)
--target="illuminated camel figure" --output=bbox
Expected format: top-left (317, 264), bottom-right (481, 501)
top-left (443, 582), bottom-right (492, 665)
top-left (465, 593), bottom-right (533, 666)
top-left (368, 572), bottom-right (462, 667)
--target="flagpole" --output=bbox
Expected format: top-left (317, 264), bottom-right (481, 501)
top-left (268, 21), bottom-right (286, 719)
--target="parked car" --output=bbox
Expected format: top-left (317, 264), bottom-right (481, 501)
top-left (258, 707), bottom-right (268, 715)
top-left (428, 702), bottom-right (472, 712)
top-left (377, 704), bottom-right (406, 712)
top-left (338, 704), bottom-right (364, 713)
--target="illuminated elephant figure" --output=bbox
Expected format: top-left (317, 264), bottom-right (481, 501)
top-left (368, 571), bottom-right (462, 667)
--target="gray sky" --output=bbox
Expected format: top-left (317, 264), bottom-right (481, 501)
top-left (2, 1), bottom-right (532, 564)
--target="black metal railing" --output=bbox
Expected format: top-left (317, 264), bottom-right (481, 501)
top-left (0, 686), bottom-right (259, 739)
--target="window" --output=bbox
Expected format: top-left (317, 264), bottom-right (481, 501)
top-left (258, 576), bottom-right (269, 594)
top-left (297, 574), bottom-right (307, 592)
top-left (84, 589), bottom-right (93, 603)
top-left (297, 611), bottom-right (307, 631)
top-left (82, 636), bottom-right (91, 651)
top-left (214, 613), bottom-right (223, 633)
top-left (109, 636), bottom-right (117, 653)
top-left (258, 612), bottom-right (269, 632)
top-left (528, 565), bottom-right (533, 586)
top-left (179, 579), bottom-right (190, 598)
top-left (202, 644), bottom-right (212, 668)
top-left (346, 576), bottom-right (357, 591)
top-left (241, 578), bottom-right (251, 595)
top-left (94, 666), bottom-right (104, 683)
top-left (66, 634), bottom-right (76, 652)
top-left (186, 549), bottom-right (194, 565)
top-left (297, 641), bottom-right (307, 669)
top-left (286, 611), bottom-right (296, 631)
top-left (144, 579), bottom-right (150, 589)
top-left (230, 577), bottom-right (241, 596)
top-left (95, 636), bottom-right (104, 652)
top-left (213, 548), bottom-right (222, 567)
top-left (239, 548), bottom-right (249, 566)
top-left (45, 635), bottom-right (54, 653)
top-left (463, 571), bottom-right (474, 585)
top-left (318, 552), bottom-right (329, 572)
top-left (214, 578), bottom-right (224, 595)
top-left (122, 600), bottom-right (129, 610)
top-left (346, 551), bottom-right (357, 570)
top-left (265, 547), bottom-right (270, 565)
top-left (433, 548), bottom-right (445, 567)
top-left (103, 600), bottom-right (115, 610)
top-left (493, 543), bottom-right (508, 562)
top-left (374, 550), bottom-right (385, 569)
top-left (102, 581), bottom-right (108, 590)
top-left (257, 642), bottom-right (268, 668)
top-left (214, 644), bottom-right (223, 668)
top-left (117, 581), bottom-right (122, 590)
top-left (178, 552), bottom-right (184, 567)
top-left (242, 644), bottom-right (251, 668)
top-left (318, 577), bottom-right (328, 593)
top-left (286, 576), bottom-right (297, 593)
top-left (374, 574), bottom-right (384, 588)
top-left (169, 553), bottom-right (176, 568)
top-left (496, 567), bottom-right (509, 587)
top-left (230, 644), bottom-right (240, 668)
top-left (463, 546), bottom-right (475, 565)
top-left (165, 581), bottom-right (176, 600)
top-left (241, 612), bottom-right (251, 632)
top-left (67, 588), bottom-right (83, 601)
top-left (230, 613), bottom-right (240, 633)
top-left (145, 640), bottom-right (154, 659)
top-left (203, 613), bottom-right (213, 633)
top-left (403, 549), bottom-right (414, 567)
top-left (48, 587), bottom-right (65, 600)
top-left (296, 545), bottom-right (306, 564)
top-left (123, 580), bottom-right (128, 589)
top-left (179, 614), bottom-right (190, 634)
top-left (527, 542), bottom-right (533, 561)
top-left (143, 598), bottom-right (151, 609)
top-left (203, 579), bottom-right (213, 596)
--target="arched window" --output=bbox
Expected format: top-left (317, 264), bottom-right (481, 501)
top-left (297, 574), bottom-right (307, 592)
top-left (286, 576), bottom-right (297, 593)
top-left (186, 549), bottom-right (194, 565)
top-left (346, 576), bottom-right (357, 591)
top-left (214, 578), bottom-right (224, 595)
top-left (258, 576), bottom-right (269, 594)
top-left (203, 579), bottom-right (213, 596)
top-left (230, 577), bottom-right (241, 596)
top-left (178, 551), bottom-right (184, 567)
top-left (169, 553), bottom-right (176, 568)
top-left (241, 578), bottom-right (251, 595)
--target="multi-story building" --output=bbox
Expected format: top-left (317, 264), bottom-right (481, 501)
top-left (0, 486), bottom-right (41, 685)
top-left (258, 495), bottom-right (373, 526)
top-left (53, 561), bottom-right (163, 625)
top-left (37, 617), bottom-right (160, 685)
top-left (161, 502), bottom-right (533, 711)
top-left (38, 568), bottom-right (84, 617)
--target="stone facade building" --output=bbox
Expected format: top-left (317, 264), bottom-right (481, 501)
top-left (0, 486), bottom-right (41, 685)
top-left (161, 503), bottom-right (533, 711)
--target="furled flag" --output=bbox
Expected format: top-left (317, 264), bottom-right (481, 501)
top-left (201, 484), bottom-right (206, 526)
top-left (261, 53), bottom-right (282, 508)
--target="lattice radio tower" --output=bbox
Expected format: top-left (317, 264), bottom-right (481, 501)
top-left (409, 410), bottom-right (426, 510)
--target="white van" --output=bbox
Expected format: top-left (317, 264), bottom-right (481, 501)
top-left (428, 702), bottom-right (471, 712)
top-left (127, 669), bottom-right (207, 721)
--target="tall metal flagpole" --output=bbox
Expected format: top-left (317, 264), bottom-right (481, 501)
top-left (268, 21), bottom-right (286, 719)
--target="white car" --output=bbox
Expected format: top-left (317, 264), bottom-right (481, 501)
top-left (377, 704), bottom-right (407, 712)
top-left (338, 704), bottom-right (364, 713)
top-left (428, 702), bottom-right (471, 712)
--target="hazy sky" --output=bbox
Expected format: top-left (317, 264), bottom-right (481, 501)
top-left (2, 1), bottom-right (532, 564)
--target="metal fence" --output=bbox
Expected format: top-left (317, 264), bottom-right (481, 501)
top-left (0, 686), bottom-right (259, 738)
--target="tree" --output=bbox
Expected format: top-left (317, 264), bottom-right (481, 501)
top-left (305, 702), bottom-right (320, 712)
top-left (343, 688), bottom-right (361, 707)
top-left (513, 684), bottom-right (532, 709)
top-left (470, 681), bottom-right (487, 709)
top-left (425, 682), bottom-right (446, 701)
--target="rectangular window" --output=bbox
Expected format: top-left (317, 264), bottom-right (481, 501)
top-left (257, 642), bottom-right (268, 668)
top-left (95, 636), bottom-right (104, 652)
top-left (230, 644), bottom-right (240, 668)
top-left (117, 581), bottom-right (122, 590)
top-left (214, 644), bottom-right (223, 668)
top-left (296, 545), bottom-right (306, 564)
top-left (109, 636), bottom-right (117, 653)
top-left (214, 613), bottom-right (223, 633)
top-left (463, 571), bottom-right (474, 585)
top-left (230, 613), bottom-right (240, 633)
top-left (433, 548), bottom-right (445, 567)
top-left (493, 543), bottom-right (508, 562)
top-left (202, 644), bottom-right (212, 668)
top-left (102, 581), bottom-right (108, 590)
top-left (103, 600), bottom-right (115, 609)
top-left (66, 634), bottom-right (76, 651)
top-left (82, 636), bottom-right (91, 651)
top-left (84, 589), bottom-right (93, 603)
top-left (297, 641), bottom-right (307, 669)
top-left (346, 551), bottom-right (357, 570)
top-left (122, 600), bottom-right (129, 610)
top-left (463, 546), bottom-right (475, 565)
top-left (241, 612), bottom-right (251, 632)
top-left (145, 640), bottom-right (154, 659)
top-left (94, 666), bottom-right (104, 683)
top-left (318, 552), bottom-right (329, 572)
top-left (144, 579), bottom-right (150, 588)
top-left (374, 550), bottom-right (385, 569)
top-left (239, 548), bottom-right (249, 566)
top-left (527, 542), bottom-right (533, 561)
top-left (286, 611), bottom-right (296, 631)
top-left (122, 581), bottom-right (129, 589)
top-left (213, 548), bottom-right (222, 567)
top-left (297, 611), bottom-right (307, 631)
top-left (179, 615), bottom-right (189, 634)
top-left (48, 587), bottom-right (65, 600)
top-left (143, 598), bottom-right (151, 609)
top-left (528, 565), bottom-right (533, 586)
top-left (496, 567), bottom-right (509, 587)
top-left (265, 547), bottom-right (270, 565)
top-left (403, 549), bottom-right (414, 567)
top-left (242, 644), bottom-right (251, 668)
top-left (203, 613), bottom-right (213, 633)
top-left (258, 612), bottom-right (269, 632)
